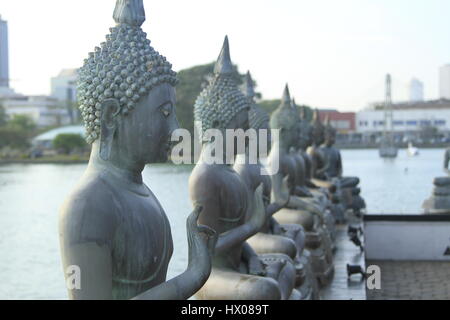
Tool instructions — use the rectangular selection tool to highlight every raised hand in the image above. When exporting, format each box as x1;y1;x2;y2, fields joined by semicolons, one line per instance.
186;206;218;274
278;175;290;207
250;183;267;230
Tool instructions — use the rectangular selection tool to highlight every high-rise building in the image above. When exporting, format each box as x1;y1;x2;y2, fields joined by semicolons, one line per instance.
439;65;450;100
50;69;78;102
409;78;424;102
0;15;9;88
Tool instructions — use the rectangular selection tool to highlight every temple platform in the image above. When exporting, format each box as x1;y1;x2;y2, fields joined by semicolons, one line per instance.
321;224;366;300
366;260;450;300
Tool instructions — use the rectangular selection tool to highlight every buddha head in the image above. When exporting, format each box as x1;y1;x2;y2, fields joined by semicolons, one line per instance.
194;36;250;156
246;71;271;153
77;0;178;164
270;85;298;150
311;109;325;147
324;116;337;147
299;105;314;150
290;98;305;151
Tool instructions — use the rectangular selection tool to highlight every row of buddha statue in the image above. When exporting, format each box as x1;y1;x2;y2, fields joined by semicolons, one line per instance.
59;0;365;300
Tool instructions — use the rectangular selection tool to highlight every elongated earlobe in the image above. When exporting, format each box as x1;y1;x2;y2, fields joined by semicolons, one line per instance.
99;99;121;161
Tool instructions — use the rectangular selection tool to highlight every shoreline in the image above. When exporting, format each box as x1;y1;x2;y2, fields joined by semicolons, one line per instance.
0;158;89;165
0;146;447;165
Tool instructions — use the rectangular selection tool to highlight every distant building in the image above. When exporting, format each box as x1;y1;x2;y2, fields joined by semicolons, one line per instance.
50;68;78;123
439;65;450;100
356;100;450;135
2;95;71;127
0;15;9;89
51;68;78;102
32;125;85;148
409;78;424;102
318;110;356;134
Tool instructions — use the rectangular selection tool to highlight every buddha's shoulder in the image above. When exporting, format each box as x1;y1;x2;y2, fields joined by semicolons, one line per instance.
59;172;118;243
189;163;229;186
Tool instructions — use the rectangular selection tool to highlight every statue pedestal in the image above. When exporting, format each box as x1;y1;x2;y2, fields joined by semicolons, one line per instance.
423;177;450;214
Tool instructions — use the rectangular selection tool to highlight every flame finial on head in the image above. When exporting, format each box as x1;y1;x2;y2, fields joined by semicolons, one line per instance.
113;0;146;27
77;0;177;144
194;36;250;140
214;36;233;75
280;84;291;109
270;84;297;131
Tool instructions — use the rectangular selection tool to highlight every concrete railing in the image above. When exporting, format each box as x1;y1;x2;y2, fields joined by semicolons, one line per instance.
364;215;450;261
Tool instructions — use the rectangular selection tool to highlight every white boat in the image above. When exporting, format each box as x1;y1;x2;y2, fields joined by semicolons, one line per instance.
407;142;419;156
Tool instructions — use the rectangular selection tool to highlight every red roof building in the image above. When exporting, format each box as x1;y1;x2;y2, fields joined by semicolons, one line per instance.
318;110;356;134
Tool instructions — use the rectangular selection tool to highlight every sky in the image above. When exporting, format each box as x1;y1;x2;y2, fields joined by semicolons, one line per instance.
0;0;450;111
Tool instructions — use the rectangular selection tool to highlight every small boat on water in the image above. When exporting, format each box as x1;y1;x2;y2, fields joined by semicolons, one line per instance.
407;142;420;156
379;145;398;158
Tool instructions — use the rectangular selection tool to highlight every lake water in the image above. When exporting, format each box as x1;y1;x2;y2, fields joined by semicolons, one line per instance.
0;148;445;299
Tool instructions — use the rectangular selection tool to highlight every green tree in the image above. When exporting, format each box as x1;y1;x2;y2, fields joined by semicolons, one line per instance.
0;127;30;149
0;103;7;127
53;134;86;155
8;114;37;133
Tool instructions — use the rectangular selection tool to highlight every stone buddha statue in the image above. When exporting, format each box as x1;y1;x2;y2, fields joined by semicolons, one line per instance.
58;0;217;300
268;86;334;286
321;119;366;214
233;72;319;299
423;148;450;214
290;101;337;247
189;37;299;300
308;110;332;187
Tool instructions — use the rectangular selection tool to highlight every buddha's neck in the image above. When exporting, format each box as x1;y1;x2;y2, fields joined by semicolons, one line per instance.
199;142;234;167
271;140;289;156
88;142;144;186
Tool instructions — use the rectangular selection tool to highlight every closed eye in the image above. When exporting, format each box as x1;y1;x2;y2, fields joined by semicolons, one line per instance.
159;102;173;118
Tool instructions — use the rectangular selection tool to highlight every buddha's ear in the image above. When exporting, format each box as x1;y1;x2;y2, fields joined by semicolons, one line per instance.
99;99;121;161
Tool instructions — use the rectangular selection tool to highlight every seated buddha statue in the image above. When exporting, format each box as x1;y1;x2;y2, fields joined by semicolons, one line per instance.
268;86;334;286
307;110;334;189
233;72;320;299
290;100;337;248
298;108;346;223
321;119;366;214
59;0;217;300
189;37;299;300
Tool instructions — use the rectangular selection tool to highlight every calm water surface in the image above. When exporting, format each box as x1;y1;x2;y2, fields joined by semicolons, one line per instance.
0;149;444;299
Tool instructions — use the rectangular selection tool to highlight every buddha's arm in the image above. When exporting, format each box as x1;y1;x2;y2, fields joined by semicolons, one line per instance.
194;185;266;255
271;173;322;215
63;243;208;300
316;152;329;176
266;202;284;217
338;150;344;178
241;242;266;276
135;209;216;300
60;242;113;300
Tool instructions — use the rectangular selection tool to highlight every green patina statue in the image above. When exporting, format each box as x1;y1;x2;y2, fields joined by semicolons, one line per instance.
233;72;320;299
268;86;334;286
189;37;300;300
59;0;216;300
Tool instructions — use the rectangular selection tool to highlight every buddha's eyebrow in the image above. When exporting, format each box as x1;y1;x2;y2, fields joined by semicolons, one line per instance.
157;101;172;109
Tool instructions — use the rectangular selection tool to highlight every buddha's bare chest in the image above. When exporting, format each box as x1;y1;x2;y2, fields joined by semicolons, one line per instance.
217;170;249;229
111;193;174;285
